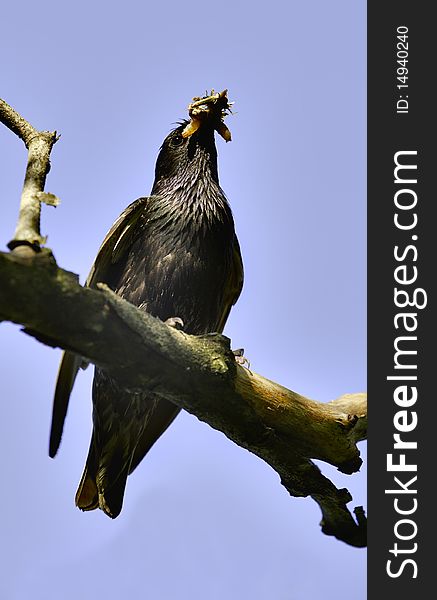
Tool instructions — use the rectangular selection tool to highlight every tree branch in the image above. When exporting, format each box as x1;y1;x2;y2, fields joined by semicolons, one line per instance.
0;249;367;547
0;98;58;250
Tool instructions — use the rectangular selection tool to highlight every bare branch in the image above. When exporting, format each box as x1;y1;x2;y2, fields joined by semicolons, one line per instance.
0;249;367;547
0;98;58;250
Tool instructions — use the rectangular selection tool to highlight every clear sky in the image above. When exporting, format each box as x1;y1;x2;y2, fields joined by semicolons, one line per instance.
0;1;366;598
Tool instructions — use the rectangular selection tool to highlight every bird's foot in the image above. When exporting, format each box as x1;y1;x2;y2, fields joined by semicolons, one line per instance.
233;348;251;370
165;317;184;331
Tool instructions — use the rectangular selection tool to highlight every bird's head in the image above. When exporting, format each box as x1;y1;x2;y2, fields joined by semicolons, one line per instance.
152;90;232;194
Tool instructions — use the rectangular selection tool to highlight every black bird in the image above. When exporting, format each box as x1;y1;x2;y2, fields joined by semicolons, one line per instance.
49;91;243;518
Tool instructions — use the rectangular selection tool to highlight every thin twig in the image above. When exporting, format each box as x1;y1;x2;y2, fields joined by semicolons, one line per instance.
0;98;59;250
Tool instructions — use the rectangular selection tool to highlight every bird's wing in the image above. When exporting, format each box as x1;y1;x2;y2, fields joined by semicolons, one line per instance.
230;234;244;304
128;398;180;474
216;234;244;333
49;351;83;457
86;196;150;288
49;197;150;457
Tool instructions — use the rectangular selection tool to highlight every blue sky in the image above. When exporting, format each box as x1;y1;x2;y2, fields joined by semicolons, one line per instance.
0;1;366;598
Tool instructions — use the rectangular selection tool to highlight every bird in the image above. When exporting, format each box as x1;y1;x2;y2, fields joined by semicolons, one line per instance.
49;90;244;518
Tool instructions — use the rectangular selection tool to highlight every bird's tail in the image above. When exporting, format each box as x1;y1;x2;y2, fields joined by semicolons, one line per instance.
76;368;180;519
75;432;134;519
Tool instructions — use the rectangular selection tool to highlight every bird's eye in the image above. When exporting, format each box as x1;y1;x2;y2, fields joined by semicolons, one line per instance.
170;133;184;147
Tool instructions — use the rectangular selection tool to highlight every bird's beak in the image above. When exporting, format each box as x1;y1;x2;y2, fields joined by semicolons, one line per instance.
181;89;233;142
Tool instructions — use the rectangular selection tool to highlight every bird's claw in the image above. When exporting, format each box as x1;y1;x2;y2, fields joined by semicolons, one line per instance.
165;317;184;331
233;348;251;369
